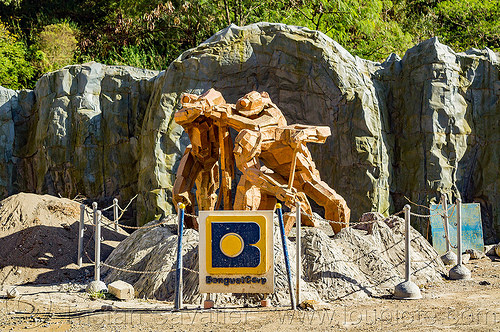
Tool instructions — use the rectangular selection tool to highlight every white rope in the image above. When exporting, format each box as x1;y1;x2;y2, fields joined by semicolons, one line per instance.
117;215;177;230
84;249;199;274
117;194;138;213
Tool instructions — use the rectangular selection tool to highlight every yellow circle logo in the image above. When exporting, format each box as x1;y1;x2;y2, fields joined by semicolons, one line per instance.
219;233;244;258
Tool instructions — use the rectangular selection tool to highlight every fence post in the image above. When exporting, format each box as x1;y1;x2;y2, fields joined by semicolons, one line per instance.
174;203;185;310
295;201;301;307
92;202;98;222
78;204;85;267
94;210;102;282
113;198;119;231
449;198;471;280
394;204;422;299
442;195;450;253
440;194;457;265
276;203;296;310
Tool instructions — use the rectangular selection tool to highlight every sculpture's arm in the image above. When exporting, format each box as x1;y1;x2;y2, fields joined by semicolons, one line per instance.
175;88;227;125
174;105;204;125
244;165;297;205
234;129;296;206
207;105;285;132
277;125;331;147
172;146;200;207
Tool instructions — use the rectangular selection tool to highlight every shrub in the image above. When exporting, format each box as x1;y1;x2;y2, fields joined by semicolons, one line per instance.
36;22;78;72
0;20;34;89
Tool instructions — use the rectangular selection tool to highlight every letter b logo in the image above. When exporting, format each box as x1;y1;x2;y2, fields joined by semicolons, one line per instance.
206;216;268;274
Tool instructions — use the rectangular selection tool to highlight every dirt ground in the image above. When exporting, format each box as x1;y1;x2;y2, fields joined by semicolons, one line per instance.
0;256;498;331
0;193;127;286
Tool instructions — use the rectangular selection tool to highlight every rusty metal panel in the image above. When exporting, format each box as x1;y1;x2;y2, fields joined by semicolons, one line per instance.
430;203;484;255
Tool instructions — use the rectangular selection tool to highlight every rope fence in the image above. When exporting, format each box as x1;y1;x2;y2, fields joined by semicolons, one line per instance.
83;248;199;275
77;192;469;307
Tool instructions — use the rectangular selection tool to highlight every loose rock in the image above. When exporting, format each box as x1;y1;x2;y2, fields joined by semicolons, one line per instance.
103;215;445;304
108;280;134;300
6;287;18;299
465;249;486;260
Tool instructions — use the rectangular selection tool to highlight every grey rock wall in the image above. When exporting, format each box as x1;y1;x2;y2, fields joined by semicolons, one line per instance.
137;23;392;224
0;63;158;214
0;87;35;196
375;39;500;242
0;23;498;242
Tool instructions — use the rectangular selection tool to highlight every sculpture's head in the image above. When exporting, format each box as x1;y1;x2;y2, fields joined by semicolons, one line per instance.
236;91;270;116
176;89;226;124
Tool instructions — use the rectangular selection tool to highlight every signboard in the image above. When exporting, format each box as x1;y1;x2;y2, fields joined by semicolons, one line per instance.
429;203;484;255
199;210;274;294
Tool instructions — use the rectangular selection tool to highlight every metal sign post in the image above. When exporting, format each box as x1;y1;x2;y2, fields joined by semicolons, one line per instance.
174;203;185;310
295;202;301;306
449;198;471;280
440;194;457;265
113;198;119;231
94;210;102;282
277;204;296;310
78;204;85;267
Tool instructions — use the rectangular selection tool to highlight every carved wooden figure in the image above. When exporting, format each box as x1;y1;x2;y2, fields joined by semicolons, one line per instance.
172;89;234;229
174;88;350;234
211;90;350;234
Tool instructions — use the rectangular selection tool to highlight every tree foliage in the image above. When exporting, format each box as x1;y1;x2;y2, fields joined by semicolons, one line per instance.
434;0;500;51
36;22;78;72
0;20;33;89
0;0;499;89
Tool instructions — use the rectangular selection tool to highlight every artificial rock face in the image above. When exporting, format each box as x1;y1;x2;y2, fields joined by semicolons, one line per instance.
0;23;498;242
138;23;392;227
0;63;158;214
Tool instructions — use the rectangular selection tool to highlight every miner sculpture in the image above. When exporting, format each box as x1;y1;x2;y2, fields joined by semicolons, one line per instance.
174;88;350;233
172;89;234;229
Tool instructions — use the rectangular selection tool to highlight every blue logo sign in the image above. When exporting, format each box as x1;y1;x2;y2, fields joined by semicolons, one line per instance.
206;215;268;275
211;222;261;268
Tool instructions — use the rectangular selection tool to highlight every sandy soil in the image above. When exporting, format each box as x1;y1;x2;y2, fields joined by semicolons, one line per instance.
0;256;498;331
0;193;127;286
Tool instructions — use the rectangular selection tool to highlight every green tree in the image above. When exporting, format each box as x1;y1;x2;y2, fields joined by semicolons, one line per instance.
35;22;78;72
434;0;500;51
0;20;34;89
281;0;414;60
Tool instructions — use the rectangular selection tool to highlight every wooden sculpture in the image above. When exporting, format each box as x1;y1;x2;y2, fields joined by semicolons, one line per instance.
172;89;234;229
174;88;350;234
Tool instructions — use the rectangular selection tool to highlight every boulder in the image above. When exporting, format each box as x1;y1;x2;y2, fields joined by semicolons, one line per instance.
86;280;107;293
465;248;486;260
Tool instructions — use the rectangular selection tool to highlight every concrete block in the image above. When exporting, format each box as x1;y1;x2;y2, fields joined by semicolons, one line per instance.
108;280;134;300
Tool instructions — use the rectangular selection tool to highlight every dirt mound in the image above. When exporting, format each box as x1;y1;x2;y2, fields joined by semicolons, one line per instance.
103;214;446;304
0;193;127;285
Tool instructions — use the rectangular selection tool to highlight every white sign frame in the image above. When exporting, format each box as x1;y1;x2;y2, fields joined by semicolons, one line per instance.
199;210;274;294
